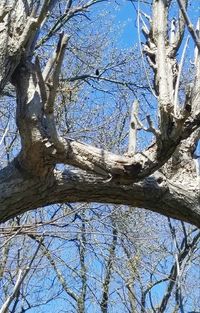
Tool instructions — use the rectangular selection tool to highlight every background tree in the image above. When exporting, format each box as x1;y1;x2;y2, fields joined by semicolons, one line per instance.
1;206;199;312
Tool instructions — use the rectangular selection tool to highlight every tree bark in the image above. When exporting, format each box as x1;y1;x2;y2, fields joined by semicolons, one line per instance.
0;162;199;227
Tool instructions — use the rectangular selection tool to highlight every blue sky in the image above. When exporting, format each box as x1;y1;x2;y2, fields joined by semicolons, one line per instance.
114;1;137;48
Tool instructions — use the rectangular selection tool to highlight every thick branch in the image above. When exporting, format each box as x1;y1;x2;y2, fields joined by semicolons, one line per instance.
0;163;199;227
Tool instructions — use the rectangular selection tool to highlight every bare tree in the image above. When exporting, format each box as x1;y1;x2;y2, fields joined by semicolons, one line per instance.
0;0;199;227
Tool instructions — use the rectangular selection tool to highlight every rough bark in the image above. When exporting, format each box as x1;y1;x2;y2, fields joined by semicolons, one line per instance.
0;162;199;227
0;0;199;227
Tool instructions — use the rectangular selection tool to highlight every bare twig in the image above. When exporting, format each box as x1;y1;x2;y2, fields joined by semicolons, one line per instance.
172;0;188;53
0;241;41;313
174;36;190;115
137;2;157;98
29;235;78;302
177;0;200;52
0;121;9;146
158;229;200;312
146;115;160;138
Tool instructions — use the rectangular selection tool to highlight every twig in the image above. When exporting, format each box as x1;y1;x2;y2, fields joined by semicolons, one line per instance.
0;121;9;146
174;36;190;115
0;241;41;313
137;2;157;99
146;115;160;138
177;0;200;52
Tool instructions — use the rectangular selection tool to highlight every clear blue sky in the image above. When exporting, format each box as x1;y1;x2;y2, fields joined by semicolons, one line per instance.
114;1;137;48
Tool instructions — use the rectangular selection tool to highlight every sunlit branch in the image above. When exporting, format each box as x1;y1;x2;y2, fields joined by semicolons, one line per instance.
177;0;200;52
174;36;190;115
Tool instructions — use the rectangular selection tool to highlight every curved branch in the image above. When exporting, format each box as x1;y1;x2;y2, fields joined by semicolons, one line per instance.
0;163;199;227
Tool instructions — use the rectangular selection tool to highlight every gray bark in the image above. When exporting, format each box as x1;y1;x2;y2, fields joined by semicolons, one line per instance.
0;162;199;227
